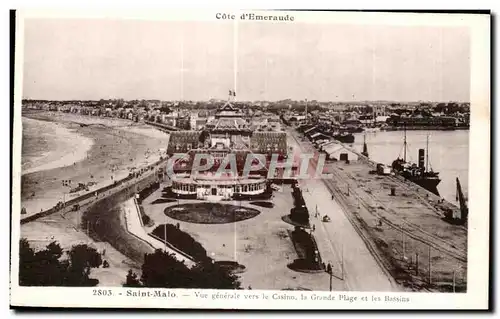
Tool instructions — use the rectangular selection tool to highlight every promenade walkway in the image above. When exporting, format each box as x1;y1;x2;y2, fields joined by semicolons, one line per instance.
287;129;398;292
21;155;168;224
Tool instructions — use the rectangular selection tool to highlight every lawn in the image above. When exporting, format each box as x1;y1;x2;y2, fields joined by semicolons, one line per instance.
164;203;261;224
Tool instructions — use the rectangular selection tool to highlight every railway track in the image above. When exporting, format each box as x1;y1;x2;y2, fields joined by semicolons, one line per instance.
320;177;402;289
289;130;467;290
290;131;399;290
329;165;467;262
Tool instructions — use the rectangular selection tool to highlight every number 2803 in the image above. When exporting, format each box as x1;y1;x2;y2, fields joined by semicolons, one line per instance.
93;289;112;296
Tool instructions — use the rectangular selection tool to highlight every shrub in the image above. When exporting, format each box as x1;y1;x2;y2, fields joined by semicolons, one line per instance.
290;228;322;270
151;224;209;262
290;206;309;225
141;214;151;226
124;249;241;289
292;187;306;207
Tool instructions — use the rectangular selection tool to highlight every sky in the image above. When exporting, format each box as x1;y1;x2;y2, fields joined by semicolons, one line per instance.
22;18;470;102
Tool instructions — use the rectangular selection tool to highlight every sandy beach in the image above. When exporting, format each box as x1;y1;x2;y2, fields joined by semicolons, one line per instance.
20;111;170;216
22;117;95;175
19;111;171;286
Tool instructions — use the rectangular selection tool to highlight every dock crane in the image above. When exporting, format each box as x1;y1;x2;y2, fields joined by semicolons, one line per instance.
443;177;468;225
444;177;468;225
456;177;468;224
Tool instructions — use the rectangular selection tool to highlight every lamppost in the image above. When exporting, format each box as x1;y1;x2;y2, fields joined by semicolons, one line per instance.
453;269;456;293
401;224;406;260
328;264;333;292
163;213;167;251
341;242;344;281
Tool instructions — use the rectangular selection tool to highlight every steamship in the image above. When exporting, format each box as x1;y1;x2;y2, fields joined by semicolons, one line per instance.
391;131;441;196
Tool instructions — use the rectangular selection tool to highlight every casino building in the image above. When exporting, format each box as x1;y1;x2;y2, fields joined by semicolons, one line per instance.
166;97;290;200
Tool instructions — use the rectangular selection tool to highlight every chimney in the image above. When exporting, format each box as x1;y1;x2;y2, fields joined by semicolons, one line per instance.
418;149;425;169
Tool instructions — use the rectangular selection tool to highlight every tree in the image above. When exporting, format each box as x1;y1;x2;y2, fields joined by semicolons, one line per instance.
140;249;191;288
67;244;102;286
136;249;240;289
19;240;66;286
159;106;172;114
116;99;125;108
190;262;241;289
18;239;102;287
123;269;142;287
19;238;36;286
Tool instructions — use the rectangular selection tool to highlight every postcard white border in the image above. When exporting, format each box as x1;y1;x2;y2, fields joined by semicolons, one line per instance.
10;9;490;310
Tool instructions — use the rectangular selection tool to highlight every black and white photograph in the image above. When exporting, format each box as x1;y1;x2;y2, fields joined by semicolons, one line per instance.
10;9;490;310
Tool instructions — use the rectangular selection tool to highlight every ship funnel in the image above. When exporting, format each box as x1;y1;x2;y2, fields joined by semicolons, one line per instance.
418;149;425;169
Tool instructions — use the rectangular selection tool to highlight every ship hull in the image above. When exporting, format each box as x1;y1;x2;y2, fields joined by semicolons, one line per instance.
403;176;441;196
333;134;355;144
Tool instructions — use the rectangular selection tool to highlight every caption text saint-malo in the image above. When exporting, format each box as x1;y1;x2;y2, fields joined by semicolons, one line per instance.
216;13;295;22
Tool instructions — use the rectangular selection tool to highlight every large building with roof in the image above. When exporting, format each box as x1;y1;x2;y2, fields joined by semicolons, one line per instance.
167;100;290;200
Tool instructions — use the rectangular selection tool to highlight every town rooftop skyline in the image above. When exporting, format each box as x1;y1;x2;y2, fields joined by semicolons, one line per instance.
22;19;470;102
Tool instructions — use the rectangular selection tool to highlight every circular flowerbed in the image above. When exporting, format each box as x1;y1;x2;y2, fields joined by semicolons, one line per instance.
164;203;260;224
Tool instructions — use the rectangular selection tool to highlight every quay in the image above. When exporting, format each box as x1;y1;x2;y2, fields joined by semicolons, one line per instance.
288;127;467;292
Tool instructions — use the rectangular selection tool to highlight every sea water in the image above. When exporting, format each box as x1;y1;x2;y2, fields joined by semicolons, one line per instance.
22;117;94;175
352;130;469;204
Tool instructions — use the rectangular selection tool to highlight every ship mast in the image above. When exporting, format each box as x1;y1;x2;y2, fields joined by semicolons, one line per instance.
403;123;407;162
